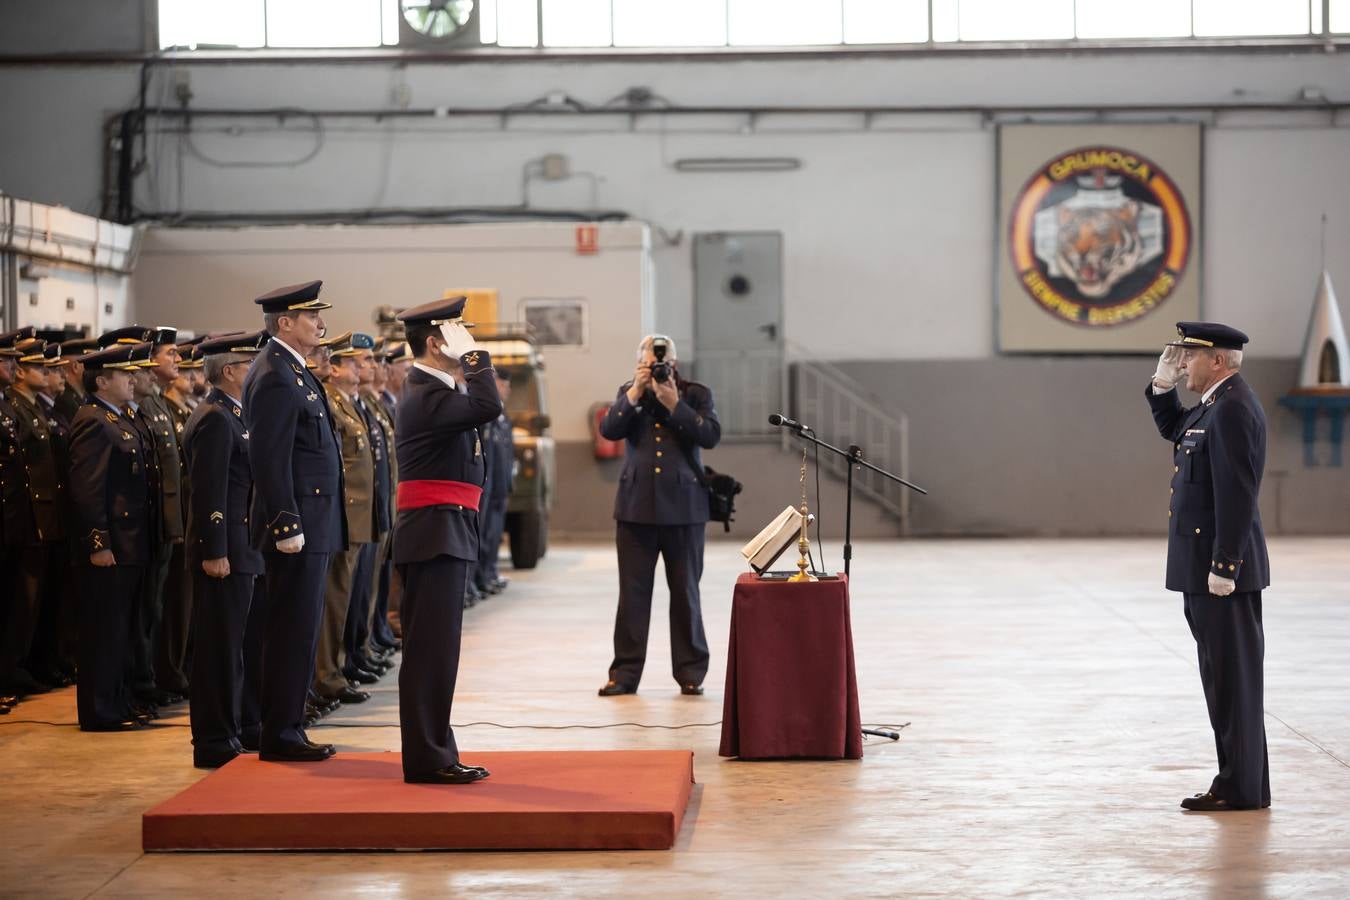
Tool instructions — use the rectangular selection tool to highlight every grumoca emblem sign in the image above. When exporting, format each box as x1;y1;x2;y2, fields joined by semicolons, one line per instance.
1008;146;1192;328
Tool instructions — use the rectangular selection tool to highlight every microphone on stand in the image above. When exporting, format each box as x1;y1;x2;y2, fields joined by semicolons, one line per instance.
768;413;810;433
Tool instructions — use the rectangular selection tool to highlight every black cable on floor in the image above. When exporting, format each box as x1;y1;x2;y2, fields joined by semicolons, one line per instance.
315;721;724;730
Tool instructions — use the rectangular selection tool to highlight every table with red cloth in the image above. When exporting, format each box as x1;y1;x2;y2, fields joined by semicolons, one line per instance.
718;573;862;760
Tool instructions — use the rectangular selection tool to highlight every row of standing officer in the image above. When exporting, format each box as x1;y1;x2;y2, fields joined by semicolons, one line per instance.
1;326;204;718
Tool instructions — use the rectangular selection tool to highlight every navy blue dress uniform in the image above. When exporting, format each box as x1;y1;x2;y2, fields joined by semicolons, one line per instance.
348;380;393;674
98;331;170;708
392;297;502;783
475;398;514;595
67;344;154;730
1147;321;1271;811
598;368;721;694
1;339;68;699
243;280;346;761
184;331;268;768
361;382;401;652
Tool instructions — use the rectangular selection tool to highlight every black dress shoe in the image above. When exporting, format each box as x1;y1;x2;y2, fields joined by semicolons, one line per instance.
239;734;260;752
10;671;52;696
320;698;342;715
301;739;337;757
35;670;74;688
1180;791;1253;812
324;686;370;704
598;680;637;696
349;668;380;685
81;719;143;732
194;747;241;769
680;683;704;696
153;690;186;706
259;742;335;762
129;700;159;720
404;762;489;785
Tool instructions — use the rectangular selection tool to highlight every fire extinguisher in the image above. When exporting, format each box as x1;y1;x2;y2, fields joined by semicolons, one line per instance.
590;401;624;460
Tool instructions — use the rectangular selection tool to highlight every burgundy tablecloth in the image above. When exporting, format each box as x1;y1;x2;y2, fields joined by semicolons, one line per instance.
718;573;862;760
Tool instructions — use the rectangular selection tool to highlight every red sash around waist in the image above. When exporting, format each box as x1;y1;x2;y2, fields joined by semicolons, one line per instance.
396;479;482;512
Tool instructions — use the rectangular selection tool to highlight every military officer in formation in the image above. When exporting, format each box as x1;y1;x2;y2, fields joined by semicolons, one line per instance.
597;335;721;698
183;331;268;767
392;296;502;784
473;370;515;599
0;281;517;762
312;331;380;709
1;334;68;708
243;281;346;763
1147;321;1272;812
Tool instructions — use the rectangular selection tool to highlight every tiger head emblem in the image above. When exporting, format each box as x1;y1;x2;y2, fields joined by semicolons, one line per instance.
1053;203;1142;299
1032;171;1165;301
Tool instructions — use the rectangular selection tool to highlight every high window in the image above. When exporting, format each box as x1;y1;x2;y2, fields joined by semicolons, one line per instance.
158;0;1349;50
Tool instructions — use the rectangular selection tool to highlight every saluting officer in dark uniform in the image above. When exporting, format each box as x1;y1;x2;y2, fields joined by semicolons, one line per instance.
184;331;269;768
68;343;155;731
1147;321;1271;812
0;327;38;712
598;335;721;697
244;280;345;762
392;296;502;784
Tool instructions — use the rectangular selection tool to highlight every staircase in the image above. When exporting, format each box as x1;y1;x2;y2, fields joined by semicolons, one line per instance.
786;360;914;535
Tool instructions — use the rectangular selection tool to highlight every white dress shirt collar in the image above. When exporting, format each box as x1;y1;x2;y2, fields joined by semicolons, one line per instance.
273;336;309;368
413;362;463;393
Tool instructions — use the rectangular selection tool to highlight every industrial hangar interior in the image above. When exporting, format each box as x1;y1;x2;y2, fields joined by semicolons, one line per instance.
1;0;1349;896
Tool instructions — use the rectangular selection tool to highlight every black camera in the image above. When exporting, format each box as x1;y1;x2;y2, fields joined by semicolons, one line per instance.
649;336;672;383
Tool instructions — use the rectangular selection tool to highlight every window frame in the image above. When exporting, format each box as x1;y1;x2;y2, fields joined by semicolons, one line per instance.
157;0;1348;53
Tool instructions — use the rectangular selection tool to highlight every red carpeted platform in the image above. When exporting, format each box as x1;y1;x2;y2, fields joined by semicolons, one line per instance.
144;750;695;852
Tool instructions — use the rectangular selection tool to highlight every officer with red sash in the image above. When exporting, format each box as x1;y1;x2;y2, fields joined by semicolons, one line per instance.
392;296;501;785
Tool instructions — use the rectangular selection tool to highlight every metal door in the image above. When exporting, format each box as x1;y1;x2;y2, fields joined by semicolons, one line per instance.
692;232;783;436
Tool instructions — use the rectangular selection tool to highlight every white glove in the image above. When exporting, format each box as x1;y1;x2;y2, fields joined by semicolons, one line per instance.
1152;345;1183;390
439;322;478;361
277;533;305;554
1208;572;1236;597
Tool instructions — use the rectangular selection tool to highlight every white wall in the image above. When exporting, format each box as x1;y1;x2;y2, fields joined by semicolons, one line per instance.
131;221;653;441
3;51;1349;361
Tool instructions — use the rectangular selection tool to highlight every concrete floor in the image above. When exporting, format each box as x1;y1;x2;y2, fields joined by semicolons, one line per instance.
2;537;1349;898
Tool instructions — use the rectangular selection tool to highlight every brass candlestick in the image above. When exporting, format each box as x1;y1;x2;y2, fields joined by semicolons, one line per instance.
788;448;817;583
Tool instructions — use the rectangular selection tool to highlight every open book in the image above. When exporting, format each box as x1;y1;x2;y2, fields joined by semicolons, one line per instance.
741;505;814;575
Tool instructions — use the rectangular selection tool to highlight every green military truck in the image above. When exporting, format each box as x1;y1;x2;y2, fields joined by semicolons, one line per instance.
472;325;555;569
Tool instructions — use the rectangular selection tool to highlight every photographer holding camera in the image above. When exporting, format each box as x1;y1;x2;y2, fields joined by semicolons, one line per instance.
597;335;721;697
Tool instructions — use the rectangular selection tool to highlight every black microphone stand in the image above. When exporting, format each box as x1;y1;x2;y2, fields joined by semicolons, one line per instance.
782;426;927;578
779;422;928;742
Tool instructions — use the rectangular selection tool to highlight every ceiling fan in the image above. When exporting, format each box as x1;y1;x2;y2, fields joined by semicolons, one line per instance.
399;0;482;46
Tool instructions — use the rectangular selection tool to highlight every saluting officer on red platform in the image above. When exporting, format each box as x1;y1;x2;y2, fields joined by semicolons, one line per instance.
392;296;502;785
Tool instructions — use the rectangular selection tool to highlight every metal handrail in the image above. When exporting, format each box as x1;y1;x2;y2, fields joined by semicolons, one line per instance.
787;360;912;534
